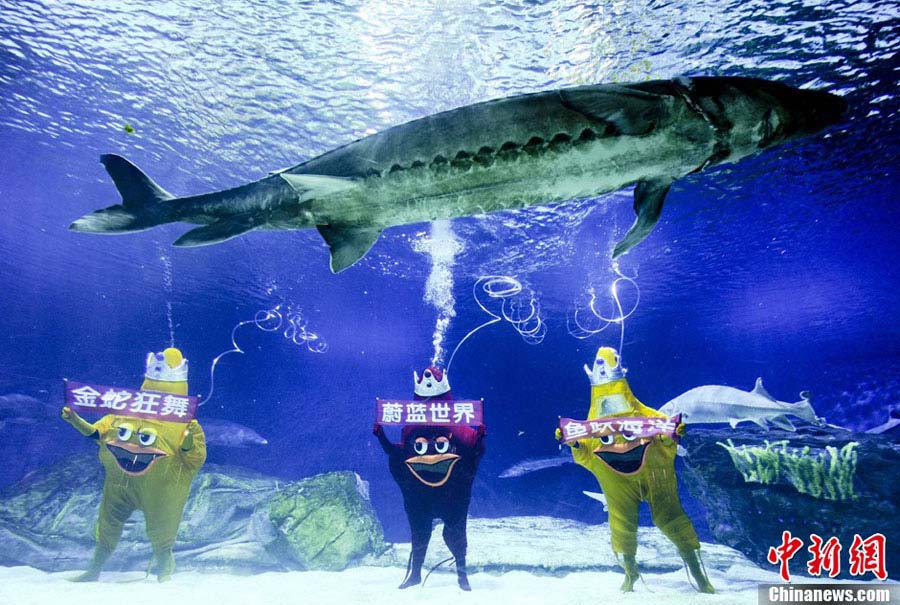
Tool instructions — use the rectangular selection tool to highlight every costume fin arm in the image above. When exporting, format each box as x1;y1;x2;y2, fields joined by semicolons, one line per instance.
373;423;400;456
61;407;99;438
180;421;196;452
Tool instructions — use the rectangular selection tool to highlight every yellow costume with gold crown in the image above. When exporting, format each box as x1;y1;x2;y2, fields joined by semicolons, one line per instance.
62;347;206;582
559;347;713;593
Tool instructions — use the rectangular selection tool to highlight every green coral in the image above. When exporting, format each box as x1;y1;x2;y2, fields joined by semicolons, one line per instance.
717;439;858;502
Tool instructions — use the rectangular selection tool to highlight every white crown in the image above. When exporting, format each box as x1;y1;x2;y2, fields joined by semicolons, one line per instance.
414;366;451;397
144;351;189;383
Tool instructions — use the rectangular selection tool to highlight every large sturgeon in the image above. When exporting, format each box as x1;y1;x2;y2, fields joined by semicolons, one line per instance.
71;76;846;272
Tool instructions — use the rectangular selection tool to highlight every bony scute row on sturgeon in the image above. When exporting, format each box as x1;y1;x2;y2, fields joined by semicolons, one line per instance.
70;76;847;272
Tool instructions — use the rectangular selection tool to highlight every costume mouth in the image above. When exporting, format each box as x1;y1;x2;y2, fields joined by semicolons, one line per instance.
106;442;167;476
405;454;460;487
594;441;649;475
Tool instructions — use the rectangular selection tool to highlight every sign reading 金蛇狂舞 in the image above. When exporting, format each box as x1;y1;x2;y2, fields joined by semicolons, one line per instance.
376;399;483;427
64;380;198;422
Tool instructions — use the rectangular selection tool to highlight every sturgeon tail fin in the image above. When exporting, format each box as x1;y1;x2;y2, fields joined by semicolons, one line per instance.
70;155;175;234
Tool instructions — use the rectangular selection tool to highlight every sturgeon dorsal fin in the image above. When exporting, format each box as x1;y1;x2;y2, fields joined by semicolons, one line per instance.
173;216;258;247
280;173;359;200
316;225;382;273
559;85;669;136
613;177;672;259
752;377;776;401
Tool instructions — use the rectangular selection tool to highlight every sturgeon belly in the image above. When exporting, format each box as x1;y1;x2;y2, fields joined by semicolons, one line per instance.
308;130;705;229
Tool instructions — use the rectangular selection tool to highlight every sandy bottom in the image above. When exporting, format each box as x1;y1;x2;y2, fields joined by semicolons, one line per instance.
0;562;793;605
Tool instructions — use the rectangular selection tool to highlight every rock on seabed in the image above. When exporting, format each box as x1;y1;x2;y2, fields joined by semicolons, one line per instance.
0;454;386;573
679;425;900;580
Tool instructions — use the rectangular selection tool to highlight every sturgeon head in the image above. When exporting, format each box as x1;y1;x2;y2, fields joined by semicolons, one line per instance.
672;76;847;166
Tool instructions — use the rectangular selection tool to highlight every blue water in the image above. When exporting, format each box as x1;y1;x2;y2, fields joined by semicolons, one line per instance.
0;0;898;544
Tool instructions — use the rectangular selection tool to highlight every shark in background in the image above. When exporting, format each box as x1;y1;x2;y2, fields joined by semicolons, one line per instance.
71;76;845;272
658;378;824;431
201;419;269;448
498;452;573;478
0;393;57;430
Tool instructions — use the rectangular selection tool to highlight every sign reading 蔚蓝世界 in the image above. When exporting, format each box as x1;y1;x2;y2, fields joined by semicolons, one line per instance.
64;380;198;422
558;414;682;444
375;399;483;427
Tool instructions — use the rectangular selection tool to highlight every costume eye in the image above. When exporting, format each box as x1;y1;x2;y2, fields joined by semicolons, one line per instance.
621;432;637;442
414;438;428;455
138;432;157;446
116;425;134;441
435;436;450;454
424;370;432;378
599;434;615;446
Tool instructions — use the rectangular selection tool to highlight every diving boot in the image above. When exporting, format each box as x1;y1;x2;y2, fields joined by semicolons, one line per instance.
620;554;640;592
456;557;471;591
681;548;715;593
398;569;422;589
155;549;176;582
68;545;112;582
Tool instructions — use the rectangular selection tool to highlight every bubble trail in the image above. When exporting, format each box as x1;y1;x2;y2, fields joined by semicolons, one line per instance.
447;276;547;371
413;220;463;366
158;244;176;348
200;305;326;406
567;262;640;354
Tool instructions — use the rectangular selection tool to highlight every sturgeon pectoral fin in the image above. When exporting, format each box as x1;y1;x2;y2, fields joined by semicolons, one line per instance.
173;217;258;247
559;86;669;136
280;173;360;201
612;177;672;259
316;225;382;273
769;415;796;432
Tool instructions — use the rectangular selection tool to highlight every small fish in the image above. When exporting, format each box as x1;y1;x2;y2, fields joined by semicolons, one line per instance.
582;490;608;511
499;454;572;478
865;410;900;435
658;378;823;431
202;418;268;447
124;123;135;134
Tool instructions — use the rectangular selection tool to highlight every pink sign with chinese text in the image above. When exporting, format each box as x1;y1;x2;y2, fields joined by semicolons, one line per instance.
558;414;681;444
64;380;198;422
376;399;483;427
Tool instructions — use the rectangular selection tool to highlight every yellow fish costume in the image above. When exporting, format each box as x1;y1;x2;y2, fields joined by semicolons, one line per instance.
558;347;714;593
61;347;206;582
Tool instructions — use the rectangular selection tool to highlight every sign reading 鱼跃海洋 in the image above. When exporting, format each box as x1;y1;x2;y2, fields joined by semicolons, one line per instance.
558;414;682;444
64;380;198;422
376;399;483;427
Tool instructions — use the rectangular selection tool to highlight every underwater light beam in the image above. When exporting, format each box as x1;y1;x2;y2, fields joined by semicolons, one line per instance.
200;306;327;406
567;262;640;354
446;276;547;372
